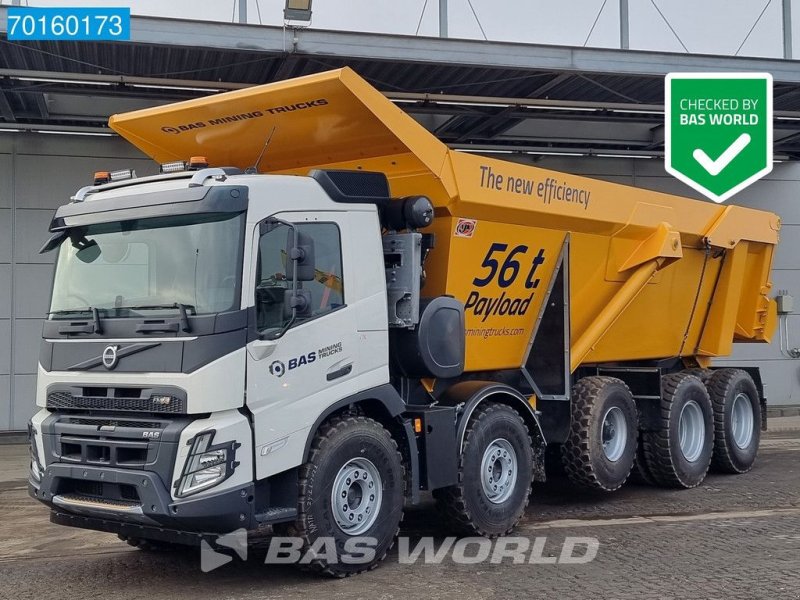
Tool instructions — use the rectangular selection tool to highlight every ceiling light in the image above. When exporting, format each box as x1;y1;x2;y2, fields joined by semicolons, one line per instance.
285;0;312;22
595;153;654;159
37;130;115;137
16;76;113;86
130;83;221;93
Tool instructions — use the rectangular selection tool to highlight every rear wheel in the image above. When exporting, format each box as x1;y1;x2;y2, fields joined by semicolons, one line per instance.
642;373;714;488
561;376;638;491
435;403;534;537
294;415;405;577
707;369;761;474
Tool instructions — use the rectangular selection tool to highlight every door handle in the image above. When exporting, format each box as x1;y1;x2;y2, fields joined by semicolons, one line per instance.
326;363;353;381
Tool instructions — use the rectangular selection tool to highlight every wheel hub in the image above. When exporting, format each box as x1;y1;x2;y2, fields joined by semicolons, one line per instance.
601;406;628;462
678;400;705;463
731;392;754;449
480;438;518;504
331;457;382;535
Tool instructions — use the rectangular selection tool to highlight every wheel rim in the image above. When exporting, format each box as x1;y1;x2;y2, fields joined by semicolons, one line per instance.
731;392;755;449
678;400;705;463
601;406;628;462
330;457;382;535
480;438;518;504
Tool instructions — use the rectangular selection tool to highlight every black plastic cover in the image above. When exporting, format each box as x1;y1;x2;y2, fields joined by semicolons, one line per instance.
390;296;465;379
310;169;391;208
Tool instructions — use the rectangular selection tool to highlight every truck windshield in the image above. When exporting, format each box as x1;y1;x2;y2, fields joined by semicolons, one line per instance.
49;212;246;318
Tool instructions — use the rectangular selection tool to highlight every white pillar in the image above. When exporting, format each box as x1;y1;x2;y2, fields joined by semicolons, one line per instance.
783;0;793;59
620;0;630;49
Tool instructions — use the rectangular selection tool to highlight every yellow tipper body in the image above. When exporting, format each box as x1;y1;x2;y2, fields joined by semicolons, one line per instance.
109;68;780;373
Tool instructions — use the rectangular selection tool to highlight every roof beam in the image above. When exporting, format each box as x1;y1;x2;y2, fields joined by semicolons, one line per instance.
121;16;800;84
3;10;800;82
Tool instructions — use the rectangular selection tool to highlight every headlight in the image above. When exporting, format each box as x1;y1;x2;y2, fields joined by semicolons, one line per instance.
175;431;239;498
28;423;43;483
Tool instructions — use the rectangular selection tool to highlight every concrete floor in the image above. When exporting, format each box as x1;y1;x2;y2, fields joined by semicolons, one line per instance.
1;424;799;600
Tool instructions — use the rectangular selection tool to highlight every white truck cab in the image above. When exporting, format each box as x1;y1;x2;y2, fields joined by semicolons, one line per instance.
29;166;510;576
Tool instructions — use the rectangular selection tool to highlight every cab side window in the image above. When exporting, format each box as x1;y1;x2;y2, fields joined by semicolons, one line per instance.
255;222;345;333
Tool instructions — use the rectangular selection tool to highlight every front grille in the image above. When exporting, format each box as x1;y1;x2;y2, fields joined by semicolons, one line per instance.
67;418;164;429
58;435;150;466
47;391;184;414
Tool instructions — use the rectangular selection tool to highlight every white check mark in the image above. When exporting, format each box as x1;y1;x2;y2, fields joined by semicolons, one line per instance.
692;133;751;176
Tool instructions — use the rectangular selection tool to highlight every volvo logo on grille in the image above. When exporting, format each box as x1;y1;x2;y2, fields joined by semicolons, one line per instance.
102;345;119;370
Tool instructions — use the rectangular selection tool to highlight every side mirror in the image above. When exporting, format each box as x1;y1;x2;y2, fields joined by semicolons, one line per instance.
286;229;315;282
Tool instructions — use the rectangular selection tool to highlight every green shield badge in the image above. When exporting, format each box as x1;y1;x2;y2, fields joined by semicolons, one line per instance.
665;73;772;203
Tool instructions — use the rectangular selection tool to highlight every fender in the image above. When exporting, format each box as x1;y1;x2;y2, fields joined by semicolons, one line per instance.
437;380;547;481
300;383;421;503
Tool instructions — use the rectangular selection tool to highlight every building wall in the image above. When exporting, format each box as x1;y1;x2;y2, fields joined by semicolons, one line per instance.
0;137;797;431
0;133;155;431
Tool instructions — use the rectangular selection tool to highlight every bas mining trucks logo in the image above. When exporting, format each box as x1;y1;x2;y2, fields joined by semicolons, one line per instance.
269;360;286;377
160;99;329;135
268;342;343;378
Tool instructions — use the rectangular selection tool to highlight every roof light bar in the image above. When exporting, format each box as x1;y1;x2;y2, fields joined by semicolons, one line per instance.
160;160;188;174
109;169;136;182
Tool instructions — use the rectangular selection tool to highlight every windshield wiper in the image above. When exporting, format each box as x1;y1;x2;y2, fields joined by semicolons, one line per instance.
49;307;103;334
115;303;194;333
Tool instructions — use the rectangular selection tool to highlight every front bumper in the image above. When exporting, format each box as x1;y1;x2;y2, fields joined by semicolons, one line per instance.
30;463;255;533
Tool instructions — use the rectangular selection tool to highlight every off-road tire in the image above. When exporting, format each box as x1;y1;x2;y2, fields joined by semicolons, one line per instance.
434;403;534;537
118;535;181;551
630;436;657;486
641;373;714;488
294;415;405;577
561;376;638;491
707;369;761;474
682;368;713;385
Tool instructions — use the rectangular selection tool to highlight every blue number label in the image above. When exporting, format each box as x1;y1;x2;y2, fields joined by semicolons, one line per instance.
8;7;130;41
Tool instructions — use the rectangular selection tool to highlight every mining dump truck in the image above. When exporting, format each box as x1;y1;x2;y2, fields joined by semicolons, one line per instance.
28;68;779;575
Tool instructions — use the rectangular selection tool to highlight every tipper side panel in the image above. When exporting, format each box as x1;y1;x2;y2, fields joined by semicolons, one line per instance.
108;67;779;372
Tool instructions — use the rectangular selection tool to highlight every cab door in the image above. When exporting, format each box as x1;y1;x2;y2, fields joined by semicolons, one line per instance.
246;212;362;480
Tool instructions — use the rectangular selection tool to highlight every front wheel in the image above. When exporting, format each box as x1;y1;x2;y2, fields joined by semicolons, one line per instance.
294;415;405;577
435;403;534;537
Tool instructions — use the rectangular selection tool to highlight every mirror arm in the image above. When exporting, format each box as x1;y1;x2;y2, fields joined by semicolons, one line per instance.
260;220;299;341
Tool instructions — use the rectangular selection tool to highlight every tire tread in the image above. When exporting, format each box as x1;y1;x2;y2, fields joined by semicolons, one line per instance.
296;414;405;577
434;403;532;538
641;372;712;489
561;376;636;492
